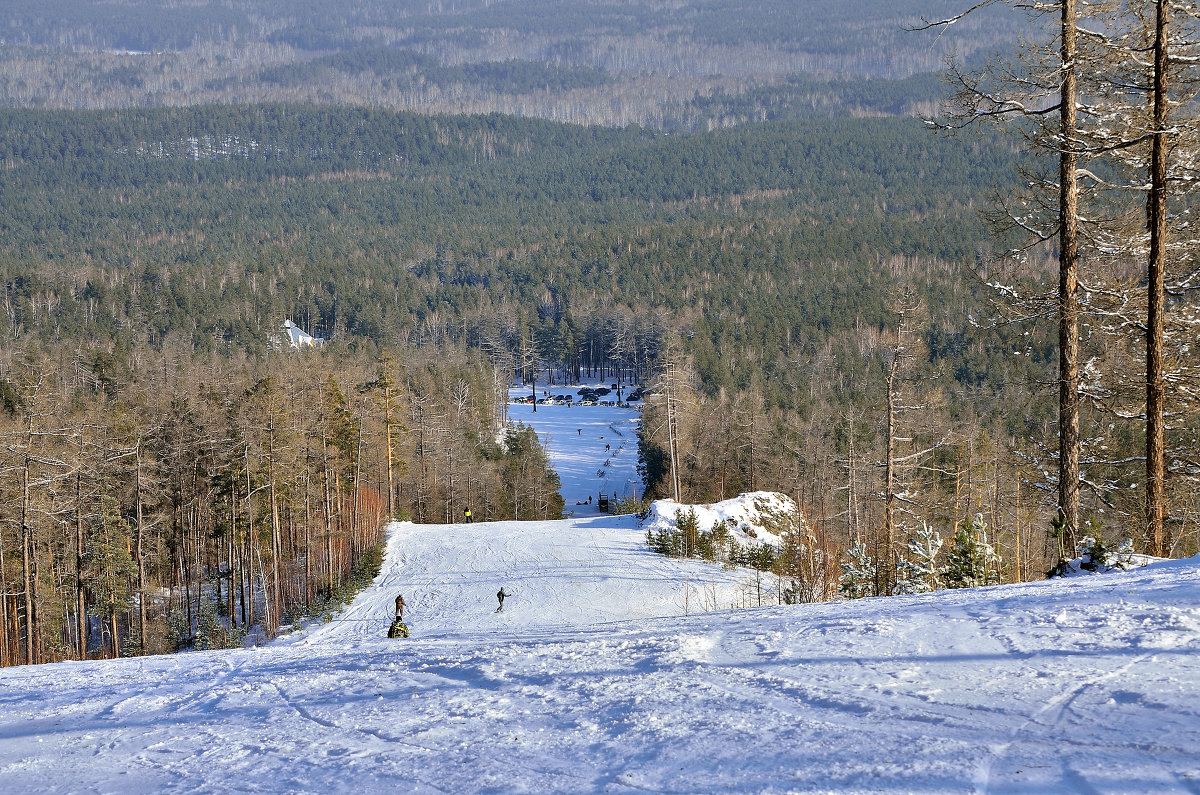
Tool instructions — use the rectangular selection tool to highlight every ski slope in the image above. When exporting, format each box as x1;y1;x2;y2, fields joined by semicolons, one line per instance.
1;402;1198;792
1;509;1199;794
506;387;642;510
294;515;766;646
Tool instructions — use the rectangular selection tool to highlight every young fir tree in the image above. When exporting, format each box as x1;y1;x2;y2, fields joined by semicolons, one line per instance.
893;523;944;595
944;515;1002;589
839;542;877;599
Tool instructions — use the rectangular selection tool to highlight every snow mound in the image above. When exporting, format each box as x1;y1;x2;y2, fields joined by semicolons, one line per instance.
1054;535;1162;577
644;491;800;548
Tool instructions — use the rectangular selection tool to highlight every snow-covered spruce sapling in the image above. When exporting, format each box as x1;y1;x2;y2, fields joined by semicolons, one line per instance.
1075;517;1109;571
839;542;877;599
944;515;1001;589
893;523;944;595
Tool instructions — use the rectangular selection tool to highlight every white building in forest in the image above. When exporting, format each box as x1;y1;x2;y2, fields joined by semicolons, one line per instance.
282;319;324;349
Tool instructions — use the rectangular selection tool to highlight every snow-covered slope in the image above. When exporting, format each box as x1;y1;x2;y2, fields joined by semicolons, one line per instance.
506;394;641;510
2;511;1199;794
292;515;764;647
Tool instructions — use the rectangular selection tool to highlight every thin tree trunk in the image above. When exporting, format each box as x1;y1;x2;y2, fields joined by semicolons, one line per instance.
244;447;255;628
0;523;9;666
1146;0;1169;556
75;465;86;661
269;441;281;633
384;384;395;519
21;447;35;665
885;357;898;588
109;594;119;660
323;438;335;595
1058;0;1082;552
228;490;236;626
304;458;312;608
135;442;146;654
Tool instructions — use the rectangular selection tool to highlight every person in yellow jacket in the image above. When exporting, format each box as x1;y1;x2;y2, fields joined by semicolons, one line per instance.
463;506;473;523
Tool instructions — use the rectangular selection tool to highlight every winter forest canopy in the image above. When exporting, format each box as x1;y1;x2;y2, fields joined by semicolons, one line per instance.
0;0;1197;667
0;0;1025;126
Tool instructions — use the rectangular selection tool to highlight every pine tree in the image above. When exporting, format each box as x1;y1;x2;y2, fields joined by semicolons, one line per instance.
85;494;136;659
839;542;877;599
922;0;1084;548
894;523;944;595
944;515;1002;589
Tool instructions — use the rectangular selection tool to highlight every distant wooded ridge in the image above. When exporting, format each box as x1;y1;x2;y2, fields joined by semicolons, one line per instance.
0;0;1023;127
0;105;1033;415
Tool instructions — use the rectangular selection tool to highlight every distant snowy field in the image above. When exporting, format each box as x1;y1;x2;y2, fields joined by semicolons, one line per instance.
2;508;1199;793
506;384;642;510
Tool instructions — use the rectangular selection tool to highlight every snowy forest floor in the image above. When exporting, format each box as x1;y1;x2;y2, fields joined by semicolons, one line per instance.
1;401;1198;793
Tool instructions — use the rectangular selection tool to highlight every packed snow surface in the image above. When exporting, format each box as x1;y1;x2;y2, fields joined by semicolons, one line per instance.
506;390;642;510
2;509;1199;793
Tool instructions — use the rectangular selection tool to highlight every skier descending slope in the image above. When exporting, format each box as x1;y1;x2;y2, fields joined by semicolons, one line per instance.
496;587;511;612
388;592;409;638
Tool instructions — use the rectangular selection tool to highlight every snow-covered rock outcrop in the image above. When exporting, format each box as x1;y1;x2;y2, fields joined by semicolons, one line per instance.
643;491;801;549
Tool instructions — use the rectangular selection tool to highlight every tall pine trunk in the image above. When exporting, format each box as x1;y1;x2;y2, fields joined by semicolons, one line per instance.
1058;0;1081;552
1146;0;1169;556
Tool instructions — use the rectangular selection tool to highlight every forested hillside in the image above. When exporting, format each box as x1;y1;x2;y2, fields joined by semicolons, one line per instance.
0;0;1022;127
0;105;1029;413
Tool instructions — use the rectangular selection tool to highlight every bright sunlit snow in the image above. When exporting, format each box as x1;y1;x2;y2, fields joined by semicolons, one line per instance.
645;491;801;549
1;404;1199;793
506;384;643;511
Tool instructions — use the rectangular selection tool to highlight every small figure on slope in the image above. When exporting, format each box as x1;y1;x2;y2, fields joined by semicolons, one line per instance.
463;506;473;523
387;617;409;638
388;592;409;638
496;588;511;613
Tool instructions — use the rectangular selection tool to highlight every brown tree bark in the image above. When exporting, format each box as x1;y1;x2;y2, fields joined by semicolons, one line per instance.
1146;0;1169;556
1058;0;1082;553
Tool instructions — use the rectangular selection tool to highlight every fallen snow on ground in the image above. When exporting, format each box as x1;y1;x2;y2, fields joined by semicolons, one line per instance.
2;511;1199;794
645;491;800;548
506;388;642;511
